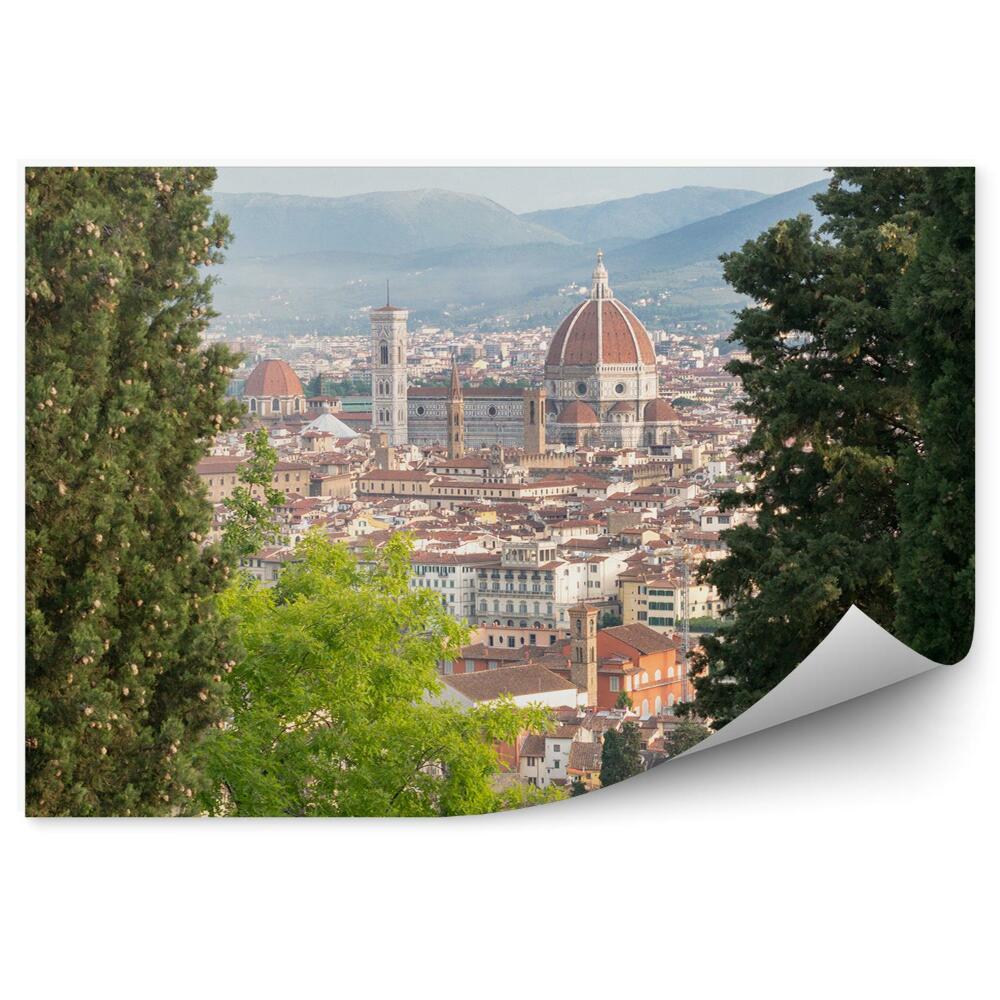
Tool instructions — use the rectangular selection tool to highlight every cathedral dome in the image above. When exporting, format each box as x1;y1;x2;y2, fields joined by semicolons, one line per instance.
557;401;600;425
644;398;682;423
545;252;656;368
245;359;304;398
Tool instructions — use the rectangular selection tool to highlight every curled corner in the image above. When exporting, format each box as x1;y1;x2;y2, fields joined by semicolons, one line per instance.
682;605;942;757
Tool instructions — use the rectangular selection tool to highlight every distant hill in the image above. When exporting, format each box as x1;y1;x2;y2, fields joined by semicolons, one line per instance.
210;178;833;334
521;185;767;244
213;188;572;258
613;180;829;276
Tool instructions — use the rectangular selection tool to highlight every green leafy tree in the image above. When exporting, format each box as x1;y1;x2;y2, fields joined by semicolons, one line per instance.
600;722;643;787
893;169;975;662
199;531;559;816
222;429;284;560
665;718;710;757
570;776;588;797
25;167;239;815
614;689;633;711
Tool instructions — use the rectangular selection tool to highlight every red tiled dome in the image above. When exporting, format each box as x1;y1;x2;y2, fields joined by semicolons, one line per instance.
545;299;656;368
244;359;304;398
608;400;636;415
557;401;600;425
644;398;682;423
545;254;655;370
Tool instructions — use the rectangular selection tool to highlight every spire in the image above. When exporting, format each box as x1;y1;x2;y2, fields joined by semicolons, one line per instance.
449;353;462;396
385;279;390;308
591;249;612;300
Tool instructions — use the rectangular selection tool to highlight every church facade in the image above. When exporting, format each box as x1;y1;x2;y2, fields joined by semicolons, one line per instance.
370;253;681;452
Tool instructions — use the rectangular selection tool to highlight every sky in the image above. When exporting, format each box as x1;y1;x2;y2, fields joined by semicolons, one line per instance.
213;166;829;214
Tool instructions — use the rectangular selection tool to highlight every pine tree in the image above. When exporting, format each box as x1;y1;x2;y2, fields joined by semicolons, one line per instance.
689;168;973;729
600;722;643;787
893;169;975;662
25;167;241;815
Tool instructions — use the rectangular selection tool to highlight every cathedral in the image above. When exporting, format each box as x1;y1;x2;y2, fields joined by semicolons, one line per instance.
370;253;681;453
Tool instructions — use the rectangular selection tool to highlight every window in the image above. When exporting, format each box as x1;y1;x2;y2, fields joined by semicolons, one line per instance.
654;669;662;682
609;676;620;692
271;397;280;412
553;745;561;753
380;344;389;365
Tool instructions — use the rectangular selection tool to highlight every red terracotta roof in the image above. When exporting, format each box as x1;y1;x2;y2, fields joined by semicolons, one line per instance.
244;359;304;398
644;398;683;423
557;401;600;425
545;299;656;367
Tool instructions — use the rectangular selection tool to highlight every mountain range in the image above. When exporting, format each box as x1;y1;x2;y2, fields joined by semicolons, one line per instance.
210;178;829;334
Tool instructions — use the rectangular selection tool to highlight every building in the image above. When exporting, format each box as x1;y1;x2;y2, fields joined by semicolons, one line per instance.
196;455;311;504
545;252;683;448
370;297;409;446
242;359;306;421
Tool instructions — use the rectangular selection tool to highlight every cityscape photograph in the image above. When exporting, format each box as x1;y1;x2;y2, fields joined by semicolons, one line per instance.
24;165;975;816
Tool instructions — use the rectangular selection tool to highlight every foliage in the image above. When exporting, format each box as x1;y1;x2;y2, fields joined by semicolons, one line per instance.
892;169;975;662
665;718;710;757
600;722;643;787
222;429;284;560
614;689;634;711
690;168;974;730
199;531;557;816
25;167;239;815
670;397;699;408
570;777;588;797
600;611;623;627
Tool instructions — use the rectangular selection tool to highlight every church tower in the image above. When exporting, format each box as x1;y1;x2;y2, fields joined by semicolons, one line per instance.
523;386;546;455
446;355;465;459
568;604;599;708
370;287;408;446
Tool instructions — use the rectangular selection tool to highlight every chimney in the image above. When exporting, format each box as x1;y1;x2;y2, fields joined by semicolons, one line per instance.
568;604;599;708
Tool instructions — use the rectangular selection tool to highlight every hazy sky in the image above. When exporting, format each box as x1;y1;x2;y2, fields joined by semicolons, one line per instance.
213;166;828;214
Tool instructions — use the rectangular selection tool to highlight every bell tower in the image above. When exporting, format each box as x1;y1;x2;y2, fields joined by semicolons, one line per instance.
370;284;408;446
523;386;546;455
568;604;599;708
446;355;465;459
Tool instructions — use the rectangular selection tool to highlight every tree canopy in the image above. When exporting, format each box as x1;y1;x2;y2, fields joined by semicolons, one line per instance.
25;167;239;815
199;532;560;816
687;168;974;730
600;722;643;787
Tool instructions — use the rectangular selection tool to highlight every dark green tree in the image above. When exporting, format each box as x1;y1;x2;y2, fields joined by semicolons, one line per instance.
665;718;710;758
570;777;588;797
688;168;973;729
25;167;240;815
893;169;975;662
600;722;643;787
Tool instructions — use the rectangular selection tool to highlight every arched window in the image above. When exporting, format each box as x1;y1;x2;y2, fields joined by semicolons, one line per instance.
293;397;300;412
249;398;257;412
667;693;675;708
654;669;661;682
667;666;675;678
655;695;662;715
380;344;389;365
271;397;280;412
641;699;649;718
641;672;648;685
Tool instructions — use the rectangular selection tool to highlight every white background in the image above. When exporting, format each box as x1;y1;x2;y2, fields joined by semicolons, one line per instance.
2;2;996;996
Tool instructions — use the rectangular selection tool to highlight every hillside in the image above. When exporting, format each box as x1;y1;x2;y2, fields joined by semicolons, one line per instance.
522;185;767;243
211;178;833;334
213;188;572;258
613;180;828;275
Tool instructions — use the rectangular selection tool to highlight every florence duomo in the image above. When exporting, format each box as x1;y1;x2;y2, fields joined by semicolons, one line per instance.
371;252;683;453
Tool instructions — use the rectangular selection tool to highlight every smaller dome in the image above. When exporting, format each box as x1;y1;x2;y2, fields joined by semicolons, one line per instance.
557;401;600;425
245;359;304;398
608;401;634;415
644;398;682;423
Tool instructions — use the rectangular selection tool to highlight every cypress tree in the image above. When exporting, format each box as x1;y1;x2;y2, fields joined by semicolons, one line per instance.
600;722;643;787
893;168;975;663
25;167;241;815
